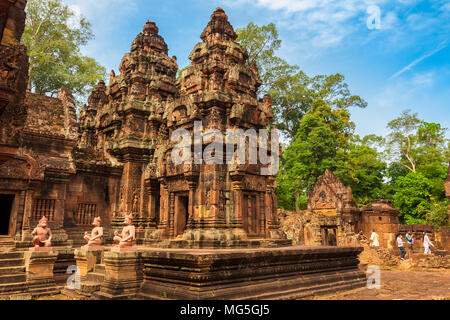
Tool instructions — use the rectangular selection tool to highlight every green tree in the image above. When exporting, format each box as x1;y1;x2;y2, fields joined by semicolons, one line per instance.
235;22;298;95
23;0;105;103
384;110;449;223
335;135;388;206
392;172;435;224
385;110;422;173
426;199;450;229
276;100;355;211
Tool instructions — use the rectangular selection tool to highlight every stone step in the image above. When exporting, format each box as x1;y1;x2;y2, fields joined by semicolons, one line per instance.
0;258;24;268
27;286;61;297
86;272;105;283
0;252;23;259
0;236;14;246
0;281;28;295
0;266;25;276
0;273;26;284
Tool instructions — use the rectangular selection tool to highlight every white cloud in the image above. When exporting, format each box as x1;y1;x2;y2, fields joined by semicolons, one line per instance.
224;0;448;54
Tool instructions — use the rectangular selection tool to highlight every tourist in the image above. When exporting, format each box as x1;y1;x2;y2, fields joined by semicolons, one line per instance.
405;231;414;258
423;231;434;255
357;230;364;241
370;229;379;247
396;233;406;260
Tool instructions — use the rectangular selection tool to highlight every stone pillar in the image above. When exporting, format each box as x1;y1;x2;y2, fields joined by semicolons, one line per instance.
169;192;175;238
184;169;199;228
24;250;60;296
230;172;246;240
146;180;158;229
259;192;265;235
21;188;34;241
93;251;142;300
157;180;169;235
232;181;243;227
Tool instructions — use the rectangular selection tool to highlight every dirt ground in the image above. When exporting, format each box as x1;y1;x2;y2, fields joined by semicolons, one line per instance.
15;268;450;300
313;269;450;300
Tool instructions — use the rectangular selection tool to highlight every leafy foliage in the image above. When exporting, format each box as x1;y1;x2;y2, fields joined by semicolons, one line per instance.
235;22;298;95
23;0;105;104
426;200;450;230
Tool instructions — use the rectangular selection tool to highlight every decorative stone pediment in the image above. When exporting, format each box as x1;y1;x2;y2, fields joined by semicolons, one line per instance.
0;147;42;180
308;169;355;212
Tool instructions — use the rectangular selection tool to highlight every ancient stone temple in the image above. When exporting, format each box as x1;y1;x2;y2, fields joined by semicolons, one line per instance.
304;169;360;246
1;0;75;246
75;8;284;248
281;170;400;248
0;4;366;299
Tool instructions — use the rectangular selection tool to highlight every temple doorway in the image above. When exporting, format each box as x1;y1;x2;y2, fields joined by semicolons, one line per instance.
243;194;259;236
321;227;337;246
0;194;14;235
174;194;189;237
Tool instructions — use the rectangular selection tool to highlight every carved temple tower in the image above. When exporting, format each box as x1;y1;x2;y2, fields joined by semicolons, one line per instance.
144;8;285;247
77;8;286;247
78;20;178;239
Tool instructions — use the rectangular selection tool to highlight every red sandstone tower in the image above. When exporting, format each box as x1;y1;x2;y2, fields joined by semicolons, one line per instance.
78;8;286;247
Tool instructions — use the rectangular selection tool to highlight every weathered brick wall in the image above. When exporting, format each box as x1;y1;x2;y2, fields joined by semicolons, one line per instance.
435;227;450;251
0;0;26;46
23;93;66;136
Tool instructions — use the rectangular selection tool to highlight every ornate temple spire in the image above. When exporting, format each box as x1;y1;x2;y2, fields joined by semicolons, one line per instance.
130;19;169;55
200;7;237;42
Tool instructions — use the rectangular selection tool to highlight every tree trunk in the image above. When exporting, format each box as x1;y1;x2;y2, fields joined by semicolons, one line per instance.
295;191;300;213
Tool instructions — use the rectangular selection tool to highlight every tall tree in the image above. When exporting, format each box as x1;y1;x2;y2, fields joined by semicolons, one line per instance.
385;110;450;224
235;22;297;95
385;110;422;173
268;72;367;140
335;134;387;206
23;0;105;103
276;100;355;211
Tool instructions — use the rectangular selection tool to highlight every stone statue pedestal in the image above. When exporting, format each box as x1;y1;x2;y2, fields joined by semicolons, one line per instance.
81;245;104;251
74;248;103;282
24;250;60;296
93;250;142;300
111;246;136;252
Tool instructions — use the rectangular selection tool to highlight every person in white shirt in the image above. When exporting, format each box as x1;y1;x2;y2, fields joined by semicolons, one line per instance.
423;231;434;255
370;229;379;247
396;233;406;260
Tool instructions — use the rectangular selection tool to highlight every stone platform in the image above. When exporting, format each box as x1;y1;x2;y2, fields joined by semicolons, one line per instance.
137;245;366;300
144;238;292;249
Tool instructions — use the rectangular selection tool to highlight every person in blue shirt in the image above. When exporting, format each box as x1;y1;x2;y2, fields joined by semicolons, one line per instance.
405;231;414;258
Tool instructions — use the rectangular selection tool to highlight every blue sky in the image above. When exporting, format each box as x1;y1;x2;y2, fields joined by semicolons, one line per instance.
67;0;450;139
